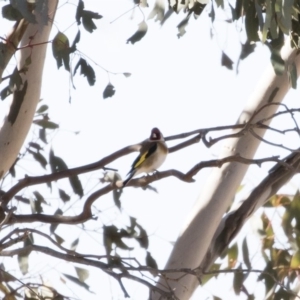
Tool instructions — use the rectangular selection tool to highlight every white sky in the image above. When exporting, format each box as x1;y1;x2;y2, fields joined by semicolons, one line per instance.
1;0;300;299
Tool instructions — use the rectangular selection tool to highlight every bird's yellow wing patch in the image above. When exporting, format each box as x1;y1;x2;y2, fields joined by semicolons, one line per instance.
133;151;148;168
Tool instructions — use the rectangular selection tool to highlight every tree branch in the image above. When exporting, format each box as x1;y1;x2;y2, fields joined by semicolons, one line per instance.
200;149;300;272
6;155;292;225
2;104;298;208
0;244;176;299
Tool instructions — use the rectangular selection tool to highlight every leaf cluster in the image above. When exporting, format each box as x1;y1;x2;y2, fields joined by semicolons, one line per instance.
201;192;300;300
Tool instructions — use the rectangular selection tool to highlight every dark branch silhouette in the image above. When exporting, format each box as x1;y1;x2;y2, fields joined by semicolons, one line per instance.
4;155;292;225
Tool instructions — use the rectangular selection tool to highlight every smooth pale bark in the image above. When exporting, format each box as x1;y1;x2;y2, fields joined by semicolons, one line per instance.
0;1;58;179
153;43;300;299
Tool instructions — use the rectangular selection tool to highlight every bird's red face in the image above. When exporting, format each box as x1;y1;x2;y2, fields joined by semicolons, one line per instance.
150;127;161;140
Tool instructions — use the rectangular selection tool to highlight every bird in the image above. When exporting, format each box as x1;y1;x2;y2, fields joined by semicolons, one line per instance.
122;128;168;187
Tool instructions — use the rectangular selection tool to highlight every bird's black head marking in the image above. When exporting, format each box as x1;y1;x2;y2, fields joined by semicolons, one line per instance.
150;127;161;140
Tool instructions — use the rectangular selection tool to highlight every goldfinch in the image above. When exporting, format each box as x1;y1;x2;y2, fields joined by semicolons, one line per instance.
122;128;168;186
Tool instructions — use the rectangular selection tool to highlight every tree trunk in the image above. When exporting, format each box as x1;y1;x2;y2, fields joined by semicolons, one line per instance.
153;42;300;300
0;1;58;179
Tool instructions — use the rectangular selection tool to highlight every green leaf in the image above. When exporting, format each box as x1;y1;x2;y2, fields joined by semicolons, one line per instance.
229;3;237;21
239;42;256;62
233;265;244;295
270;50;285;75
215;0;224;8
39;128;47;144
127;21;148;44
63;274;91;292
148;1;165;22
81;10;102;33
24;54;31;67
129;217;137;229
17;234;33;275
49;150;82;197
245;0;259;42
73;58;96;86
293;193;300;232
33;191;46;204
114;235;133;250
28;149;47;169
28;142;43;151
113;187;122;210
262;0;272;42
35;1;48;23
103;83;115;99
32;198;43;213
15;195;30;204
0;266;16;282
202;263;221;285
75;1;102;33
271;248;290;268
0;43;8;69
192;2;206;18
221;52;233;70
146;251;158;276
49;150;68;173
228;243;238;268
36;104;49;114
234;0;243;20
18;253;29;275
9;1;36;23
8;81;28;125
75;267;89;282
25;233;34;245
242;238;251;269
270;17;278;40
257;261;276;293
75;0;84;24
70;30;81;53
0;86;12;100
2;4;23;21
30;191;45;214
273;287;293;300
177;16;190;38
69;175;83;198
135;223;149;249
261;213;274;249
103;225;115;254
279;0;293;34
70;238;79;251
288;62;297;89
136;0;148;7
50;208;63;234
33;119;59;129
103;225;133;255
267;194;291;207
52;31;70;71
30;198;36;213
9;67;23;91
58;188;71;202
9;158;18;178
209;4;215;23
54;233;65;245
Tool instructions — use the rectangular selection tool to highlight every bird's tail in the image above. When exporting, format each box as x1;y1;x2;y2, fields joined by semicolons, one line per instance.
122;171;136;187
